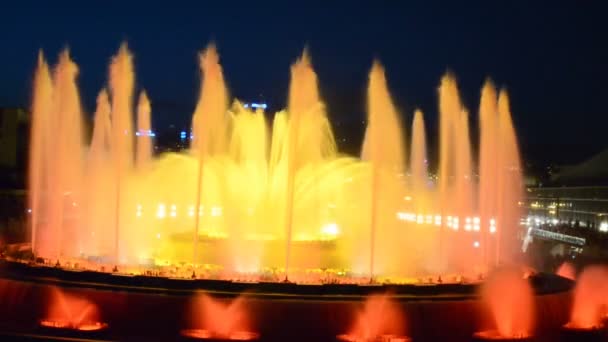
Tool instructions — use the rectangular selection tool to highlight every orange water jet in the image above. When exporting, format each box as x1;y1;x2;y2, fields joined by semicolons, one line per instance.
568;265;608;329
479;267;534;338
556;262;576;281
182;294;257;340
40;287;106;331
338;294;409;342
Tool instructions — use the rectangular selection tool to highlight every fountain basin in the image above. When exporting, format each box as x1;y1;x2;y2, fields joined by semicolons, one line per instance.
180;329;259;341
472;330;533;341
336;333;412;342
39;319;108;331
0;259;573;342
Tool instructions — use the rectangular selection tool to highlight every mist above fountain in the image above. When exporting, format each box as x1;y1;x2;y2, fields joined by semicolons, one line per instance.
28;43;523;283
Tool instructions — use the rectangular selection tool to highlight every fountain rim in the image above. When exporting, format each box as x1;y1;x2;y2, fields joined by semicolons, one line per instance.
0;259;573;301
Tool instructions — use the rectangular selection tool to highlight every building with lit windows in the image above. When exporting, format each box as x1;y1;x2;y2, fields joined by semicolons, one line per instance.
525;148;608;232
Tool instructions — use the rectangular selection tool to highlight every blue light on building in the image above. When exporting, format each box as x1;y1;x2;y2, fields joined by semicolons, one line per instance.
250;103;267;109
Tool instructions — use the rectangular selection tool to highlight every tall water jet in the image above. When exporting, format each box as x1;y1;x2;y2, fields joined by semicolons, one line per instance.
438;73;461;213
191;44;229;263
409;109;428;212
338;294;409;342
223;102;269;273
362;61;405;279
454;109;473;216
181;294;258;340
109;43;135;262
85;90;113;256
47;49;84;258
284;49;325;279
437;73;470;271
495;90;522;265
29;51;53;254
475;267;534;340
478;80;498;267
136;90;152;171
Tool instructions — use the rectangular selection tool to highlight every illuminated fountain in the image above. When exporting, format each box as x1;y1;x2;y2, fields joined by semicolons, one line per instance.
27;42;523;283
562;265;608;341
39;288;107;332
556;262;576;281
474;267;534;341
181;294;258;341
337;294;410;342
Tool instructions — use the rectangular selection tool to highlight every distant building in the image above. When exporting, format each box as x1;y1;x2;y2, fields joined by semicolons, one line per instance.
525;148;608;232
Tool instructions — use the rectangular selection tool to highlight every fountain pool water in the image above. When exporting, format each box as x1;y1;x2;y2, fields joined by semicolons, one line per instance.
27;43;523;283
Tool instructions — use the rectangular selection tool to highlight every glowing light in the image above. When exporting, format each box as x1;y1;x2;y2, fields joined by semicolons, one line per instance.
404;196;412;201
211;206;222;217
425;215;432;224
600;222;608;233
416;215;424;224
473;217;480;224
156;233;161;239
321;223;340;236
434;215;442;226
490;226;497;234
473;241;480;248
250;103;267;109
156;203;166;219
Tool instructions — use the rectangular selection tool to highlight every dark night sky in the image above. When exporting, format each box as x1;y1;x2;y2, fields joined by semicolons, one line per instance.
0;1;607;165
